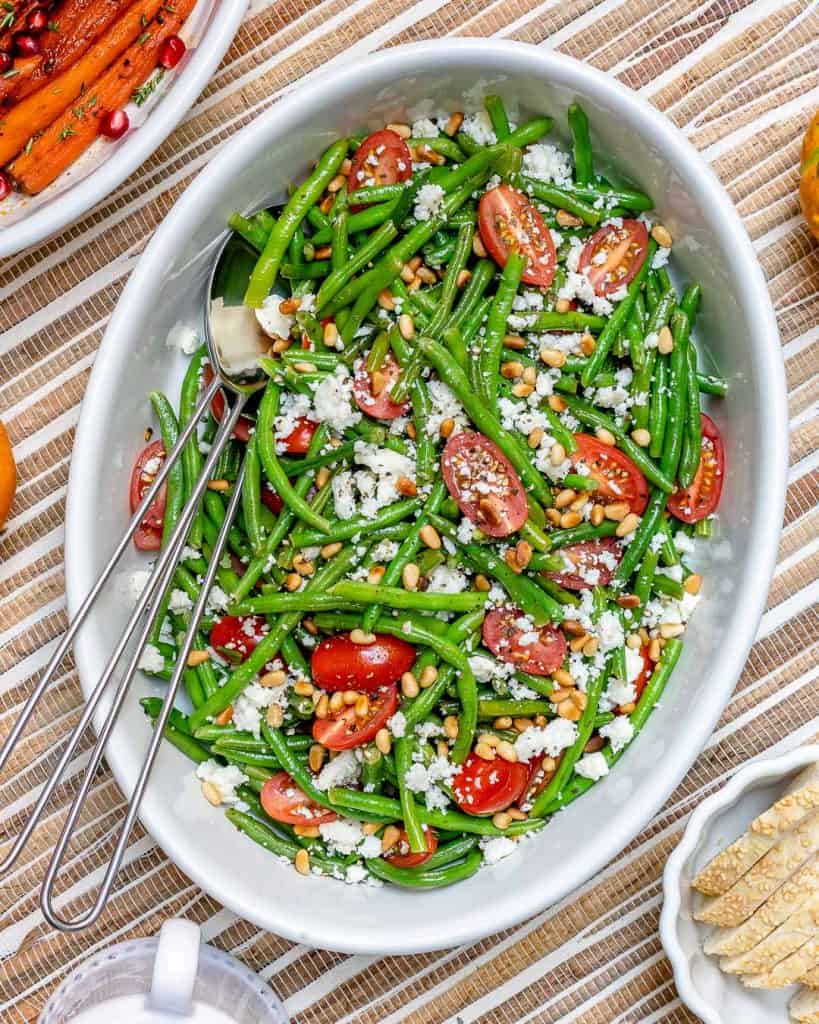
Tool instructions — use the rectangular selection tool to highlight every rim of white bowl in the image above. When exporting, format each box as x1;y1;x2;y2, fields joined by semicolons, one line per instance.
0;0;248;260
65;39;789;953
660;745;819;1024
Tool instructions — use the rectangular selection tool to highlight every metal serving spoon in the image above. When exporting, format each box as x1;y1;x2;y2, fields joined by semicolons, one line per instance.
0;223;279;931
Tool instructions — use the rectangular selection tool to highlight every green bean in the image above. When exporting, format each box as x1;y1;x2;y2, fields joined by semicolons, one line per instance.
256;382;331;532
241;434;265;555
560;394;674;491
697;373;728;397
568;103;593;185
633;547;659;608
246;139;347;306
558;183;653;213
394;737;426;852
348;183;407;205
419;336;553;507
281;261;330;280
365;849;483;888
427;222;474;335
477;699;553;718
536;577;580;606
521;178;601;226
316;221;398;311
410;135;467;162
659;309;690;483
312;610;451;638
288;497;422;548
580;240;657;386
448;259;495;330
652;572;684;600
611;488;668;587
419;835;479;871
481;250;526;409
648;353;668;458
178;348;206;547
562;473;599;492
484;95;511;141
228;211;269;251
543;520;620;549
542;403;577;455
148;391;185;548
140;698;212;763
334;580;487;612
678;344;702;488
506;118;553;148
525;311;606;333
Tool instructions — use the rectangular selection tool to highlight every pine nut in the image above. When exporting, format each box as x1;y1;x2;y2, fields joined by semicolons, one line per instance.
501;360;524;379
406;422;417;440
266;704;284;728
292;554;315;576
595;427;616;446
292;359;317;372
616;513;640;537
604;502;630;522
386;122;411;138
584;736;604;754
207;479;230;492
402;563;420;590
314;693;329;719
285;573;302;592
552;668;574;688
478;733;499;748
323;321;339;348
508;807;527;821
370;370;388;396
279;297;301;314
555;208;582;228
569;634;587;653
493;716;513;729
316;466;330;489
555;298;572;314
439;417;456;439
321;542;342;559
417;266;437;285
260;669;287;688
375;728;392;754
215;706;234;726
540;347;566;368
187;650;210;667
362;821;383;835
319;195;333;214
378;289;395;311
504;333;526;350
626;633;642;649
590;503;605;526
528;426;544;449
401;672;420;698
546;508;562;526
497;741;518;762
398;313;415;340
475;574;491;592
271;338;292;354
294;679;314;697
443;715;459;739
367;565;386;585
616;593;641;609
381;825;401;852
492;811;512;829
548;394;567;412
580;333;596;356
515;540;532;569
473;234;488;258
475;742;496;760
343;690;358;705
419;524;441;550
550;442;567;466
201;781;222;806
350;628;376;645
555;488;576;509
570;689;587;710
513;717;533;732
657;325;674;354
444;111;464;136
294;849;311;875
456;269;472;287
505;549;524;574
660;622;685;639
631;428;651;447
557;699;581;721
651;224;673;248
420;665;438;688
396;476;418;497
294;824;321;838
308;744;325;773
582;636;599;657
570;495;588;512
619;701;636;715
512;382;533;398
329;692;344;712
560;510;582;529
437;739;450;758
355;694;370;718
648;637;662;662
684;573;702;595
550;687;571;703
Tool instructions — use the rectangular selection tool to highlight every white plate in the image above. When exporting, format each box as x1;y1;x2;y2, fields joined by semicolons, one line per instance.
65;40;788;954
0;0;247;258
661;746;819;1024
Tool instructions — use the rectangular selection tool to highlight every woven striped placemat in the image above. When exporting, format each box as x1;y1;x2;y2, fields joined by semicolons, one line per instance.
1;1;817;1020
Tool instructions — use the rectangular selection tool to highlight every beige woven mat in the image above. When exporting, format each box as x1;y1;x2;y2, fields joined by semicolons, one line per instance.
1;0;818;1019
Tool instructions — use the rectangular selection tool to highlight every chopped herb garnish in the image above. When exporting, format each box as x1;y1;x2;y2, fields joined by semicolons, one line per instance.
0;11;13;29
140;13;148;27
24;136;34;155
87;95;98;108
2;3;14;11
2;68;19;79
58;126;76;141
137;30;150;45
72;105;85;119
47;20;60;31
132;69;164;107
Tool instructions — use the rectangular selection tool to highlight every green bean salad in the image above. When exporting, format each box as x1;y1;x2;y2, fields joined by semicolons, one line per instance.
134;97;727;888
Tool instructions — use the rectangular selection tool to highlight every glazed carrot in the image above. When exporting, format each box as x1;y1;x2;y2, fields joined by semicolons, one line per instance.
0;0;165;167
11;0;197;194
0;0;132;107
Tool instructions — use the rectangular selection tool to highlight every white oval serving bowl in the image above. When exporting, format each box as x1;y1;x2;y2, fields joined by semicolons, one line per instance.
65;39;788;954
0;0;247;259
661;745;819;1024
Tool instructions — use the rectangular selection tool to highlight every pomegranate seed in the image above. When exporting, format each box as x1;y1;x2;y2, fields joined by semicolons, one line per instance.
26;9;48;32
0;172;12;202
13;33;40;57
99;108;129;140
0;51;11;74
158;35;185;70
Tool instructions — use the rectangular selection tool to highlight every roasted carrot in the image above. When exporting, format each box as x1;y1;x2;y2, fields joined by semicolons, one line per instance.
0;0;166;167
11;0;197;194
0;0;133;107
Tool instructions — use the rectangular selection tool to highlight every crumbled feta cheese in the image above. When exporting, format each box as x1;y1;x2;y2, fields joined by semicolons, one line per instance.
274;390;313;450
255;296;294;340
426;565;469;594
414;183;445;222
312;367;361;433
522;144;572;186
138;643;165;673
345;864;368;884
600;677;637;711
388;711;407;738
514;719;578;762
480;836;518;864
314;748;360;791
196;759;247;805
207;585;230;613
402;754;459;811
127;569;152;604
168;588;193;614
232;681;281;738
461;110;496;145
412;116;440;137
166;322;200;355
599;716;634;753
426;379;468;436
319;818;366;856
574;751;610;781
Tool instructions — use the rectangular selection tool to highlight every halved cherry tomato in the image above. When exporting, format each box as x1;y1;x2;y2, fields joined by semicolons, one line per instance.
260;484;283;515
280;415;318;455
129;440;167;551
668;413;725;523
311;633;416;692
571;434;648;515
578;219;648;297
204;365;254;442
545;537;622;591
482;607;567;677
348;129;412;208
441;432;527;537
312;684;398;750
353;352;410;420
478;185;556;288
209;615;268;663
260;772;337;826
386;827;438;868
452;753;529;816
